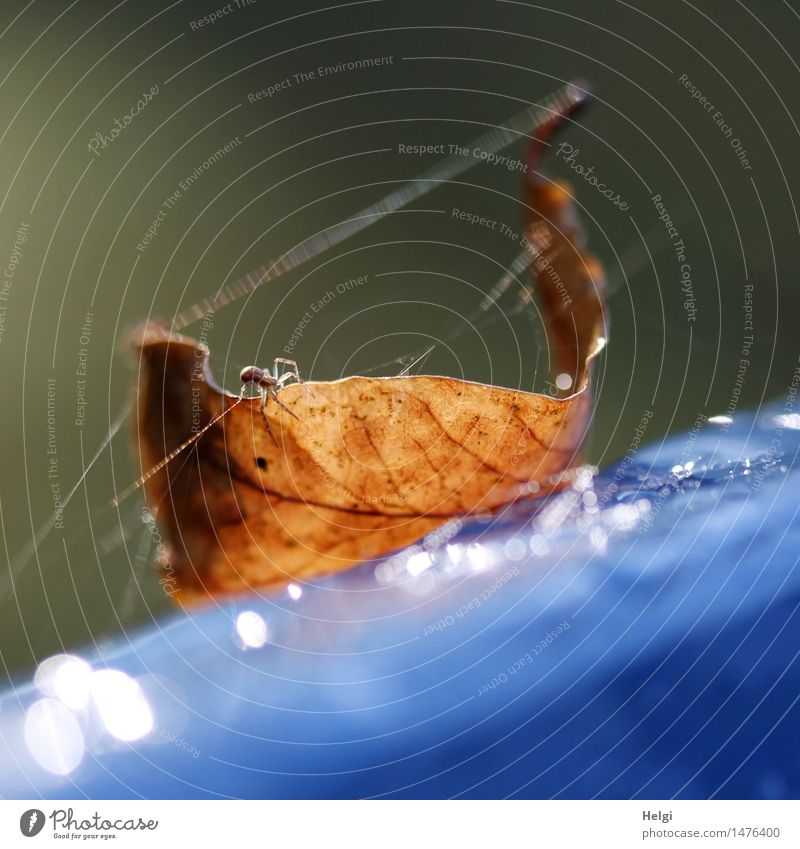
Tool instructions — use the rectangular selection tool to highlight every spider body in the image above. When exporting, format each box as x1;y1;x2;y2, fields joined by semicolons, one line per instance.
240;358;309;445
239;365;276;390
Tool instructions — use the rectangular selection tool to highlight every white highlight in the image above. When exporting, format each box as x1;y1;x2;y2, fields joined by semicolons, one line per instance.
504;538;527;562
90;669;153;741
24;698;84;775
34;654;92;710
773;413;800;430
407;551;433;577
445;543;464;565
556;372;573;391
236;611;268;649
466;543;491;571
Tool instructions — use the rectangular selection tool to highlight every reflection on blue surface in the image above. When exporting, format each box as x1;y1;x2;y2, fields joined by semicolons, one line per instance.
2;404;799;799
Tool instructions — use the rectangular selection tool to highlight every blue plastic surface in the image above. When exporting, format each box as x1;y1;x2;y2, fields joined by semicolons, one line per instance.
1;404;799;799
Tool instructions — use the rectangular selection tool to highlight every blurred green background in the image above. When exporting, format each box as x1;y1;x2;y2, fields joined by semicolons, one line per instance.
1;0;798;678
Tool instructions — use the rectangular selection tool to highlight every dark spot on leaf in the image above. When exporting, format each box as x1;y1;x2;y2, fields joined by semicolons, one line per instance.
256;457;267;470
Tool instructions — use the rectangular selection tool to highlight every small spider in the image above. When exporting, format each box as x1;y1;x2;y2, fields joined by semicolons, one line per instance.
240;358;311;445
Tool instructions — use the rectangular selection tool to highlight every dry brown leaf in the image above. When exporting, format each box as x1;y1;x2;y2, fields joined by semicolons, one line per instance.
130;99;607;606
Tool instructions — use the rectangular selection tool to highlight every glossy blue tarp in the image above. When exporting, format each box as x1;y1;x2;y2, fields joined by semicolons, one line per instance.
1;403;799;799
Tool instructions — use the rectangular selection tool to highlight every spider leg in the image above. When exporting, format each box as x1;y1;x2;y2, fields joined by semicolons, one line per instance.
273;357;314;396
259;390;278;446
268;389;299;420
272;357;300;377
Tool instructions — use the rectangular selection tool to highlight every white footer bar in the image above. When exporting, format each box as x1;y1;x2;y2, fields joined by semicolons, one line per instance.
1;800;796;847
